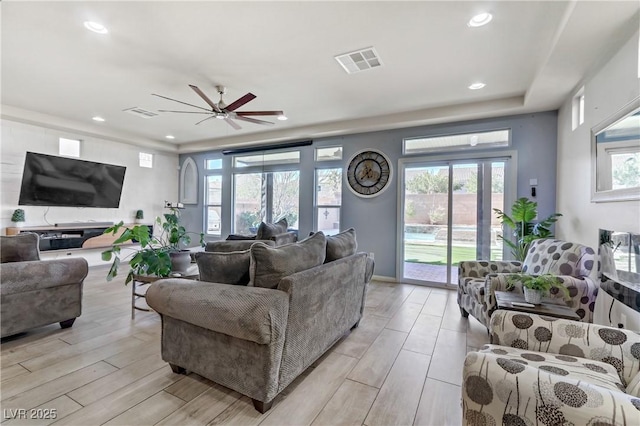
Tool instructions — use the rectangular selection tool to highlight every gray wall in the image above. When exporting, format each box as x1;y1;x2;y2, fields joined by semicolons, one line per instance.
180;110;558;278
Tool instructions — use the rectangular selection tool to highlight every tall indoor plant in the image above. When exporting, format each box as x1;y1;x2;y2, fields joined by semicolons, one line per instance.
102;208;204;284
494;197;562;261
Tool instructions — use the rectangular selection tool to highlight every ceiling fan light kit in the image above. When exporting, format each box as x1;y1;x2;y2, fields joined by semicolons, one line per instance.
153;84;286;130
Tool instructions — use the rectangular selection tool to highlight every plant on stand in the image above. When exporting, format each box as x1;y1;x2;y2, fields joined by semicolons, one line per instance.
506;273;569;304
11;209;25;227
494;197;562;261
102;208;204;284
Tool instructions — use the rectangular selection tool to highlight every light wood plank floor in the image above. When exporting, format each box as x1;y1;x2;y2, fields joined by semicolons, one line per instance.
0;267;489;426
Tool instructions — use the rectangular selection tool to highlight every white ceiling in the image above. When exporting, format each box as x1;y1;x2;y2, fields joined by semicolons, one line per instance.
2;1;639;153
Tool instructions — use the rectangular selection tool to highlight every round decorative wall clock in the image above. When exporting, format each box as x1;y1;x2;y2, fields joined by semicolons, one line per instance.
346;149;392;198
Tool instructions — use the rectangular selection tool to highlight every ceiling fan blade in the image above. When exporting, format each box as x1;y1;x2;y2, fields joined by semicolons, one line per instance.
195;116;216;125
159;110;212;114
152;93;211;112
235;115;274;126
225;118;241;130
235;111;284;116
189;85;221;112
224;93;257;112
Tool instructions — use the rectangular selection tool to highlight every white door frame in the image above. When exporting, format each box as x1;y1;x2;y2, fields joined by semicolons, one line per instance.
396;150;518;287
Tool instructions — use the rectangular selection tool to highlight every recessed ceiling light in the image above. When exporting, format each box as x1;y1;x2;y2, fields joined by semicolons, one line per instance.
84;21;108;34
165;135;175;140
468;13;493;27
468;83;486;90
277;115;288;121
92;116;105;122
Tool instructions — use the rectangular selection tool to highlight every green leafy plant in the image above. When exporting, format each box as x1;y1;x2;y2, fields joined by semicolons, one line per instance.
493;197;562;261
135;209;144;220
101;208;204;284
506;273;570;298
11;209;25;223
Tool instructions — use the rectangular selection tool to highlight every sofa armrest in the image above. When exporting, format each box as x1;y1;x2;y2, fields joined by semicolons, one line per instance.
146;279;289;345
0;258;88;295
365;254;375;284
463;350;637;425
276;253;367;385
459;260;522;280
270;232;297;245
489;310;640;385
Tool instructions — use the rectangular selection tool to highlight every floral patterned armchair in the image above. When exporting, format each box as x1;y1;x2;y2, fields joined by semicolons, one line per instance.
462;310;640;425
457;239;598;328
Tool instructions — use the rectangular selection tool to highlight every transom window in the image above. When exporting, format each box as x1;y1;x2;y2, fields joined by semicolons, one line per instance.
404;129;510;154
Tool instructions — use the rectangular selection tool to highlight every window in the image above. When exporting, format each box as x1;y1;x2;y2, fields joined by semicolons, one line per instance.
139;152;153;168
404;129;510;154
232;150;300;234
572;87;585;130
315;168;342;235
205;175;222;235
59;138;80;157
233;171;300;234
316;146;343;161
205;158;222;169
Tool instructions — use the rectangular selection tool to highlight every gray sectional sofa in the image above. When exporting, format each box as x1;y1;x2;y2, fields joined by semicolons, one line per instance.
146;229;373;412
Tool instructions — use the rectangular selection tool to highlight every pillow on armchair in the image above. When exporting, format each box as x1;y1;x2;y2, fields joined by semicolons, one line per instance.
1;233;41;263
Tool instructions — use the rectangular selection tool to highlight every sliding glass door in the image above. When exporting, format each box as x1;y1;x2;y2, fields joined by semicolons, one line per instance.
400;158;508;286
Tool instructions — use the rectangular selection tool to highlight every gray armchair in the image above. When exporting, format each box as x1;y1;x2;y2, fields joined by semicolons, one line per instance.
0;233;88;338
457;238;598;328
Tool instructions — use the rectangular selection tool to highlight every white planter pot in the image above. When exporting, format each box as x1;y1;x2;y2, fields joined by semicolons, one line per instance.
524;287;543;304
13;222;24;228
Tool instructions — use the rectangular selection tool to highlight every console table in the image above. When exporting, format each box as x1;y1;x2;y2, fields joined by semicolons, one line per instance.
6;223;153;252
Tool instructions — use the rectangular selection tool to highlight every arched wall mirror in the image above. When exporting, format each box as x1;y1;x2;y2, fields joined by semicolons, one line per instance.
591;96;640;202
180;157;198;204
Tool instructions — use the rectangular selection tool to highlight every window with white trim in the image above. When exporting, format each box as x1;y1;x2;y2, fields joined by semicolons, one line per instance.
315;168;342;235
59;138;80;157
205;175;222;235
139;152;153;168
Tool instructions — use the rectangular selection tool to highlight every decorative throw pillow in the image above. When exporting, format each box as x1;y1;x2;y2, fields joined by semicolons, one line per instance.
256;218;288;240
325;228;357;263
249;231;326;289
196;250;251;286
0;233;41;263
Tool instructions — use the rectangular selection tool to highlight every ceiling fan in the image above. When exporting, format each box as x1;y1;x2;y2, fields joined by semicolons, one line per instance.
152;85;286;130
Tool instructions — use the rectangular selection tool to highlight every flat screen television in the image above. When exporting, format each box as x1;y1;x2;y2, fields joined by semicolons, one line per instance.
18;152;126;208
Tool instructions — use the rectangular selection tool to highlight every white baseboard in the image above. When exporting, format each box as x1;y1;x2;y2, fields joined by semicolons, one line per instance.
372;274;397;283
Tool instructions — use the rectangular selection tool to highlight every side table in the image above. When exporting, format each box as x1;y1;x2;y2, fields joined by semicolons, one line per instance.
494;290;580;321
131;264;199;319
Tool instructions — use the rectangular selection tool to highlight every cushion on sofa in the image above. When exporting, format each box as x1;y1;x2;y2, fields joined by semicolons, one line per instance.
196;250;251;286
249;231;326;289
479;344;625;393
627;371;640;397
206;240;275;253
256;218;288;240
1;233;41;263
325;228;357;263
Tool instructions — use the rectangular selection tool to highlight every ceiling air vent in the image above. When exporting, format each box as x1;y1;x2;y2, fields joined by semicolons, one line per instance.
335;47;382;74
123;107;158;119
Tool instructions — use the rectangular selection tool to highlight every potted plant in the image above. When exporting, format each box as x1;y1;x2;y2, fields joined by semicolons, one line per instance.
494;197;562;261
506;273;569;304
135;209;144;224
11;209;25;227
101;208;204;284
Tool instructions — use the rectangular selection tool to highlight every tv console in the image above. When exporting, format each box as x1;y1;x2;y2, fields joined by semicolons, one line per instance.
6;223;152;252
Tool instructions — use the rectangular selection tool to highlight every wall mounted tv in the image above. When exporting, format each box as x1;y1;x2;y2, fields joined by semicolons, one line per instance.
18;152;127;208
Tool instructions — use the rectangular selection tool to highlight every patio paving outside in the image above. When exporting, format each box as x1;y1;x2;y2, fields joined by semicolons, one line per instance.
403;261;458;284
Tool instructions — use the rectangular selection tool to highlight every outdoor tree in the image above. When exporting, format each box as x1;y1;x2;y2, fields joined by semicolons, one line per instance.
613;153;640;189
407;171;462;224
